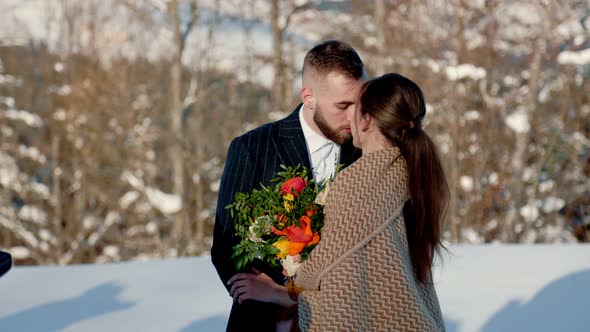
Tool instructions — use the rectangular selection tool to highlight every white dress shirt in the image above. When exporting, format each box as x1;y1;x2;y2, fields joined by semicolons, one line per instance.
299;106;341;184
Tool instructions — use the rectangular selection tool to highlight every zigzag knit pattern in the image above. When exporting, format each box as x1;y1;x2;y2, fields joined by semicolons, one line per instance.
295;146;445;331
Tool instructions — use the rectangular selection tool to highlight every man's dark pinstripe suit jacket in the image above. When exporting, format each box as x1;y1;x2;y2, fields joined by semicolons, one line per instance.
211;105;362;332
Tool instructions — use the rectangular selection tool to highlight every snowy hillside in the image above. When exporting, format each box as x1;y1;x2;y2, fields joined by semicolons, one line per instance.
1;245;589;332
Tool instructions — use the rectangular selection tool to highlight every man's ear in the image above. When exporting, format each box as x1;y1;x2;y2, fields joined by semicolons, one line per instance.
300;87;314;109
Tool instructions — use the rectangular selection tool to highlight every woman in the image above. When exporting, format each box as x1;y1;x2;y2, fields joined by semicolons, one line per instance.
229;73;448;331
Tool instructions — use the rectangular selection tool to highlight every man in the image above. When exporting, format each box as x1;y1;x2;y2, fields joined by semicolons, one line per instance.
211;40;366;331
0;251;11;278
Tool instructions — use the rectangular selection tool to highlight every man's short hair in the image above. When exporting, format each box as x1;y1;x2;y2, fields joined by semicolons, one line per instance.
303;40;364;80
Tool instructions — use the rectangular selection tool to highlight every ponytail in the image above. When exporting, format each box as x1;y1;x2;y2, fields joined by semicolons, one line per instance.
359;73;449;284
398;127;449;284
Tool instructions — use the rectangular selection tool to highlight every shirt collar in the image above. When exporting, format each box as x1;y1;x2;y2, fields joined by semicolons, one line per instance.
298;105;336;154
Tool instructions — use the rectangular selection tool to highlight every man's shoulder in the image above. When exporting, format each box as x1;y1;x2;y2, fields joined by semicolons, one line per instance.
228;123;276;152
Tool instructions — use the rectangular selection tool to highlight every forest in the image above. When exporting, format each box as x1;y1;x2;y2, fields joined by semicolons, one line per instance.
0;0;588;265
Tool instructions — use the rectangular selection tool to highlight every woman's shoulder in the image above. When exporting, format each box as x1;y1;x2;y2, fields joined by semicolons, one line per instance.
337;146;404;177
330;146;408;201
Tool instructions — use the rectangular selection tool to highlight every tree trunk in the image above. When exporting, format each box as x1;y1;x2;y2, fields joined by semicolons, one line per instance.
455;0;468;64
448;109;461;243
374;0;386;74
502;37;543;241
51;135;62;258
193;105;205;254
168;0;187;251
271;0;285;113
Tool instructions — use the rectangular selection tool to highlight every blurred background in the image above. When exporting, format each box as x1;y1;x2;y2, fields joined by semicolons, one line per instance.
0;0;588;266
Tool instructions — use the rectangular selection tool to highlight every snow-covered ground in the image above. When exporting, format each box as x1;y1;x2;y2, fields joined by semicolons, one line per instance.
1;245;589;332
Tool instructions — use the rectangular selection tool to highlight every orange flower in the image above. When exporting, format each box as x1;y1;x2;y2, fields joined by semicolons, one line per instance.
272;216;320;256
281;177;307;197
305;208;317;217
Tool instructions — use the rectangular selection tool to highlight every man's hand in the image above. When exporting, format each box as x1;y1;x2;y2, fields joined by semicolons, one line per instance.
227;267;280;304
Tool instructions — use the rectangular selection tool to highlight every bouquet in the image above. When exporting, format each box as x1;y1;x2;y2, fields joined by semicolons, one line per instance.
226;165;332;277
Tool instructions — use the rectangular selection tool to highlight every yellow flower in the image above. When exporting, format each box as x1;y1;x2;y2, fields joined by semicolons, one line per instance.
273;238;291;259
283;193;294;201
283;200;293;212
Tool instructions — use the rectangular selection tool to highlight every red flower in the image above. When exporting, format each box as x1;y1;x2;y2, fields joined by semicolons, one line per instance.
281;176;307;197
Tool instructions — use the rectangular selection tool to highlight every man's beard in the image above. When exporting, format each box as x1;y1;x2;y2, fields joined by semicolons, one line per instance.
313;105;352;145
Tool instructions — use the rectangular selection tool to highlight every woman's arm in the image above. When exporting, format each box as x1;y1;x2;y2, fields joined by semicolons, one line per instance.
297;289;322;331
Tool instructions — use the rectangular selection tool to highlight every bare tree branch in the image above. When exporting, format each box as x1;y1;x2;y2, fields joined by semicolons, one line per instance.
180;0;200;51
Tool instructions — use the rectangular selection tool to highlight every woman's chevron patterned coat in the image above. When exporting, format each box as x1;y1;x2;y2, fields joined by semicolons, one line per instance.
295;146;445;332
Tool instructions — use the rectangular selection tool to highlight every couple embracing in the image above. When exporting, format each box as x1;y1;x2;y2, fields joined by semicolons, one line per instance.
211;40;448;332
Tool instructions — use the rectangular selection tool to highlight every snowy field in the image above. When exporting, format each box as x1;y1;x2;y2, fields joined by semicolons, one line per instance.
1;245;589;332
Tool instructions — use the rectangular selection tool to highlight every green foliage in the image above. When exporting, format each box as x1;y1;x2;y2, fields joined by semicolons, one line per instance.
226;164;333;271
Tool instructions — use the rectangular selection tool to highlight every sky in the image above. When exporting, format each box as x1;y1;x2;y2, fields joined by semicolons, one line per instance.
1;244;589;332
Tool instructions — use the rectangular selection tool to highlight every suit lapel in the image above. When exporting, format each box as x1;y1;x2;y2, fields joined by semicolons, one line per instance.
271;104;313;171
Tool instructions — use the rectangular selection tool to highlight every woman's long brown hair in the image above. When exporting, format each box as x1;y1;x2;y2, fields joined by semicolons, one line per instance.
359;73;449;284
